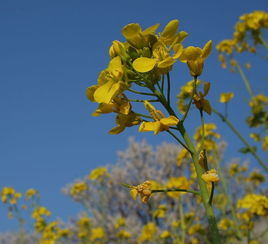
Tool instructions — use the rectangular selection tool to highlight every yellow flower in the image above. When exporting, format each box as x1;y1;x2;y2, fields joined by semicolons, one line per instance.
131;20;186;74
216;39;236;55
177;79;201;113
153;204;167;218
87;56;126;104
166;176;191;198
237;194;268;216
188;224;204;235
130;181;152;203
139;101;179;135
179;40;212;77
25;188;38;199
109;111;141;134
91;94;131;117
201;169;220;183
177;148;190;166
114;217;126;229
247;171;265;185
1;187;22;205
90;227;105;241
217;218;234;230
250;133;260;142
122;22;159;49
70;182;88;196
138;222;157;242
160;230;171;239
193;82;212;114
262;136;268;151
219;92;234;103
116;230;131;239
88;167;109;181
32;206;51;220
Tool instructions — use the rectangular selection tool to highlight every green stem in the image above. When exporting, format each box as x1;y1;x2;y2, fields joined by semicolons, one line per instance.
127;88;157;96
213;108;268;173
259;34;268;50
236;62;254;98
129;99;158;102
182;76;197;121
209;183;214;205
167;72;171;105
152;188;200;195
199;109;205;153
150;80;221;243
166;129;190;152
134;112;152;119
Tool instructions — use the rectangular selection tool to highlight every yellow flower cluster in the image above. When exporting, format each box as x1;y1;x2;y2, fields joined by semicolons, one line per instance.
87;20;212;134
1;187;22;205
237;194;268;216
88;167;109;181
217;11;268;54
217;11;268;68
70;181;88;196
130;181;152;203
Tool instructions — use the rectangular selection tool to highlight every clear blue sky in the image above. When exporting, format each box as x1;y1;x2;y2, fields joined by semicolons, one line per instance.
0;0;267;231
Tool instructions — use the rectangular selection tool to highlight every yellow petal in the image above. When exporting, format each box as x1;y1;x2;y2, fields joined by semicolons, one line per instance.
161;19;179;38
219;92;234;103
92;103;115;116
130;189;138;200
122;23;141;39
143;100;156;113
202;99;212;115
139;121;161;135
160;116;179;126
94;80;121;104
109;125;125;135
133;57;157;73
202;40;212;59
158;57;176;68
172;43;183;59
86;85;98;102
203;82;211;96
179;46;202;62
142;24;160;35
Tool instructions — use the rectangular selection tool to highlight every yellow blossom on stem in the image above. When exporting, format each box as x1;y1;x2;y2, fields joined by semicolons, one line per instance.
87;56;126;104
1;187;22;205
139;101;179;135
130;181;152;203
201;169;220;183
219;92;234;103
193;82;212;114
179;40;212;77
25;188;38;199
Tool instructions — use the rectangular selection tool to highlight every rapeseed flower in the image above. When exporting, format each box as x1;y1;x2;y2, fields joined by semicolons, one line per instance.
88;167;109;181
139;101;179;135
179;40;212;77
201;169;220;183
237;194;268;216
219;92;234;103
130;181;152;203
